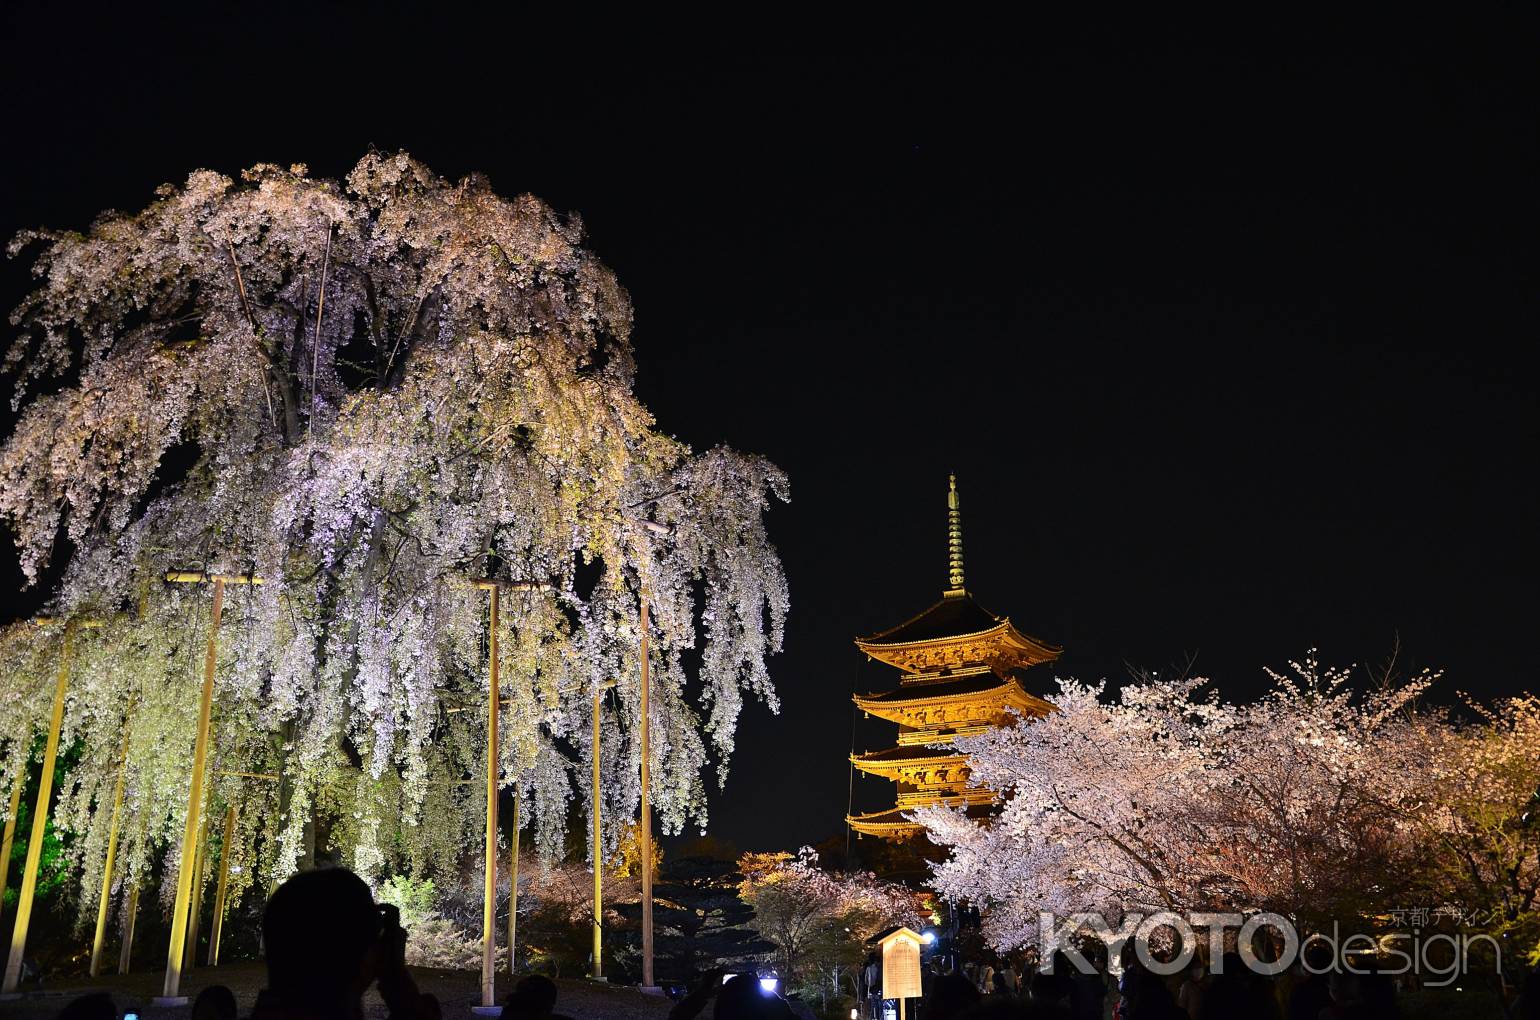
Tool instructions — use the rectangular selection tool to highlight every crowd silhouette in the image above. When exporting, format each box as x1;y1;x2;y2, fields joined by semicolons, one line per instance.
43;865;1540;1020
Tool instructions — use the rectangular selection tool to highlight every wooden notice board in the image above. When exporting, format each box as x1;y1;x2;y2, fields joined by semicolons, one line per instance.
878;927;922;1000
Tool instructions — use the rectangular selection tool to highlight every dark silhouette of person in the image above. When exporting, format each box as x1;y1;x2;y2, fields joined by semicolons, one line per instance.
500;974;573;1020
193;984;239;1020
1118;966;1184;1020
1517;961;1540;1020
55;992;115;1020
1285;943;1332;1020
928;973;983;1020
1318;970;1364;1020
955;995;1072;1019
1197;953;1279;1020
714;974;795;1020
1027;966;1071;1006
1066;944;1106;1020
668;968;727;1020
1355;963;1398;1019
252;866;438;1020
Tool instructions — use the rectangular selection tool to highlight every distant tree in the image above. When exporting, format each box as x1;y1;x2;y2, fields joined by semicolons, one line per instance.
1399;694;1540;967
611;821;664;879
375;875;480;970
615;855;771;981
739;848;921;1004
513;860;597;978
914;655;1515;946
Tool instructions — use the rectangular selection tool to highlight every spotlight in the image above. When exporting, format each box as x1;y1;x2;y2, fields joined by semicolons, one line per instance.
759;977;780;995
920;930;937;945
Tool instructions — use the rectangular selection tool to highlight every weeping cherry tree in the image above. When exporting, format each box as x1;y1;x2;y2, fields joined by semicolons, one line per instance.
0;153;789;924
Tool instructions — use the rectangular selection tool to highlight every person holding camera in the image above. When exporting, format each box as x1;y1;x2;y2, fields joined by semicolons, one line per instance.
252;867;440;1020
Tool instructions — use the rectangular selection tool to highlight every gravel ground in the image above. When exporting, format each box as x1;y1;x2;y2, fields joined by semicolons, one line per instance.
0;961;677;1020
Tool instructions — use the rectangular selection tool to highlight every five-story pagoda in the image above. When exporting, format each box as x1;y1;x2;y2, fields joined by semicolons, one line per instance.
847;477;1061;841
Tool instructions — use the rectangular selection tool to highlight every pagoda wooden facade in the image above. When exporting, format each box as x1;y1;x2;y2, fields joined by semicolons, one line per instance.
846;477;1061;841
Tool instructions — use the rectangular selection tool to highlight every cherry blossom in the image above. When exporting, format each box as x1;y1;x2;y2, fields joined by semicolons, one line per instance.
0;154;789;919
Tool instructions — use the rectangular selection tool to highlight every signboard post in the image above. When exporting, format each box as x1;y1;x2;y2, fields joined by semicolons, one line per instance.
872;926;923;1020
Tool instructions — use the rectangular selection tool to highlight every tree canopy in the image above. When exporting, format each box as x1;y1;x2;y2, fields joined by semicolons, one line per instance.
919;657;1540;964
0;154;789;920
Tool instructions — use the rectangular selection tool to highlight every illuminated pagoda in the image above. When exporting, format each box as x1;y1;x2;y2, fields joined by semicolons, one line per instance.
846;476;1061;841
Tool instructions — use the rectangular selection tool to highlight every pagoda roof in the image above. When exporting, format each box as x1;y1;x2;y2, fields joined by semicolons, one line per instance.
859;590;1007;646
851;745;963;777
854;590;1062;673
851;745;964;764
847;801;996;838
854;671;1056;728
856;673;1015;705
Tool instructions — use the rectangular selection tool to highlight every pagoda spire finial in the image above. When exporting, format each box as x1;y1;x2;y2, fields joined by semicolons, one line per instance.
947;474;965;594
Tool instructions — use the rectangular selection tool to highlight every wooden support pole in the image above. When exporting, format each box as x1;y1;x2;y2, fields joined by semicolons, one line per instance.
89;727;132;977
208;805;236;966
477;582;500;1013
506;789;519;976
158;575;227;1004
639;595;655;990
592;687;603;980
118;883;140;975
182;813;210;973
0;775;21;926
3;619;87;995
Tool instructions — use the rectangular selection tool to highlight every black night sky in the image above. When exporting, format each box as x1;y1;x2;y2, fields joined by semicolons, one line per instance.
1;9;1534;855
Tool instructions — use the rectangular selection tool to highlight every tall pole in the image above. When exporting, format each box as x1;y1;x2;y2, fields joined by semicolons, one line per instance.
592;687;603;979
89;726;132;977
117;883;140;974
639;595;655;990
207;804;236;966
181;813;210;973
476;582;500;1013
506;788;519;975
157;570;260;1003
158;576;224;1004
0;775;21;928
3;620;83;996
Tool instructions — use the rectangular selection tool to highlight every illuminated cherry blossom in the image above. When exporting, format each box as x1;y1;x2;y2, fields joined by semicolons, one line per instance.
914;656;1520;952
0;154;788;918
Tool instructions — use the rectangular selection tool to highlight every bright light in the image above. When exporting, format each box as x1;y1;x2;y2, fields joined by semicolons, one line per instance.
920;930;936;945
850;1010;859;1020
759;977;780;995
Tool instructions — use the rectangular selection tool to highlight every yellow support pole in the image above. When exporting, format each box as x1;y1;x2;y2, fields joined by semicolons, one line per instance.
639;595;655;991
475;582;500;1014
207;804;236;966
181;813;209;973
0;775;21;924
89;727;132;977
157;576;225;1004
2;620;85;996
118;883;140;975
592;687;603;980
153;570;259;1003
507;788;519;976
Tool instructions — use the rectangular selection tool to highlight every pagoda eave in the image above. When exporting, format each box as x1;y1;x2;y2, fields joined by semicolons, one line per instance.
846;810;926;840
855;622;1061;674
853;680;1056;728
850;748;963;778
847;800;997;839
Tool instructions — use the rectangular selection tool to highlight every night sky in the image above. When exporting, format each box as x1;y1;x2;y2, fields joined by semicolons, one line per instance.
2;9;1534;854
